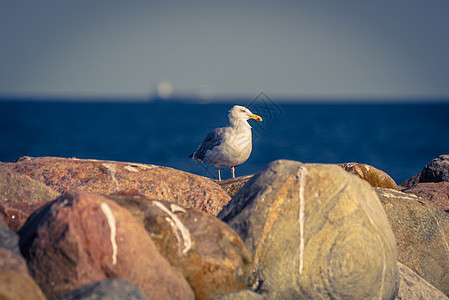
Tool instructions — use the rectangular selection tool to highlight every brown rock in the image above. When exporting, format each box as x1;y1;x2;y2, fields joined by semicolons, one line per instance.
338;162;398;189
0;201;48;232
375;188;449;296
18;191;194;300
0;249;46;300
1;156;230;215
0;165;59;231
219;160;398;300
402;182;449;211
0;164;59;202
109;195;251;300
218;175;253;198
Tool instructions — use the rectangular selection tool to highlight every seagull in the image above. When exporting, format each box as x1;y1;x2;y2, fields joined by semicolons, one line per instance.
190;105;262;181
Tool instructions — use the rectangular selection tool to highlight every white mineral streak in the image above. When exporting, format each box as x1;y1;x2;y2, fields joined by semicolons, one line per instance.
164;217;183;254
124;165;139;172
153;201;191;255
103;163;119;190
170;203;186;213
100;203;118;265
298;166;308;275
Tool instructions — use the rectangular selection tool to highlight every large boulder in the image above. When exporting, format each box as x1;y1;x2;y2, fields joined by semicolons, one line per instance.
219;160;398;300
2;156;230;215
396;262;448;300
18;191;194;300
338;162;397;189
375;188;449;296
420;155;449;183
109;194;251;300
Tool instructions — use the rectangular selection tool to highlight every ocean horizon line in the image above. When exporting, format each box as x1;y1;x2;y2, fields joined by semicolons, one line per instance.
1;94;449;105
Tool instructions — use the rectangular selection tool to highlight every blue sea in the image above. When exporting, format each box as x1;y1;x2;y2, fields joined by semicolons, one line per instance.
1;99;448;184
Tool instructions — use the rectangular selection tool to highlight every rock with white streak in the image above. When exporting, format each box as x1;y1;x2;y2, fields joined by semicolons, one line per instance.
18;191;194;300
219;160;398;300
109;194;251;300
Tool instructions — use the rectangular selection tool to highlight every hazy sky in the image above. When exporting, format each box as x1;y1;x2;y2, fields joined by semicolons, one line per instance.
1;0;449;100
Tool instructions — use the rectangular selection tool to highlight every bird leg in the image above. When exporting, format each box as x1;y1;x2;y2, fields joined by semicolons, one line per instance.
217;167;221;181
231;166;235;178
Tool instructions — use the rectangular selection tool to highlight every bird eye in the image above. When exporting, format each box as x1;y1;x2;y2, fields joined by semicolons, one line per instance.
240;109;246;113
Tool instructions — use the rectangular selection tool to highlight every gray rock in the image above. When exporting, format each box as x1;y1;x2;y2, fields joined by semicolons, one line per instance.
420;155;449;183
375;188;449;296
0;225;21;256
219;160;398;300
57;280;149;300
396;262;448;300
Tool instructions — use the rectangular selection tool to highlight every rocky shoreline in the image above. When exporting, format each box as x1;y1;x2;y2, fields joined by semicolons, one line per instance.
1;155;448;299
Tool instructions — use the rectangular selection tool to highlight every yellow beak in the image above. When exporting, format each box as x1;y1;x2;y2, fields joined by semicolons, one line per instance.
250;114;263;121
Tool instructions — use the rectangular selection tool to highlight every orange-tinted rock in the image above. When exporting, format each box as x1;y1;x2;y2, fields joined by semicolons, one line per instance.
338;162;397;189
402;182;449;211
2;156;230;215
218;175;253;198
18;191;194;300
109;196;251;300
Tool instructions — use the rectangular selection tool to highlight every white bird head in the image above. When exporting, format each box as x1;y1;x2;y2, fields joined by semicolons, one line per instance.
228;105;263;123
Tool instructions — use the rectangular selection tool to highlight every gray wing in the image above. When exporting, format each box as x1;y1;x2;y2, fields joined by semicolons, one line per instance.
192;127;227;161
